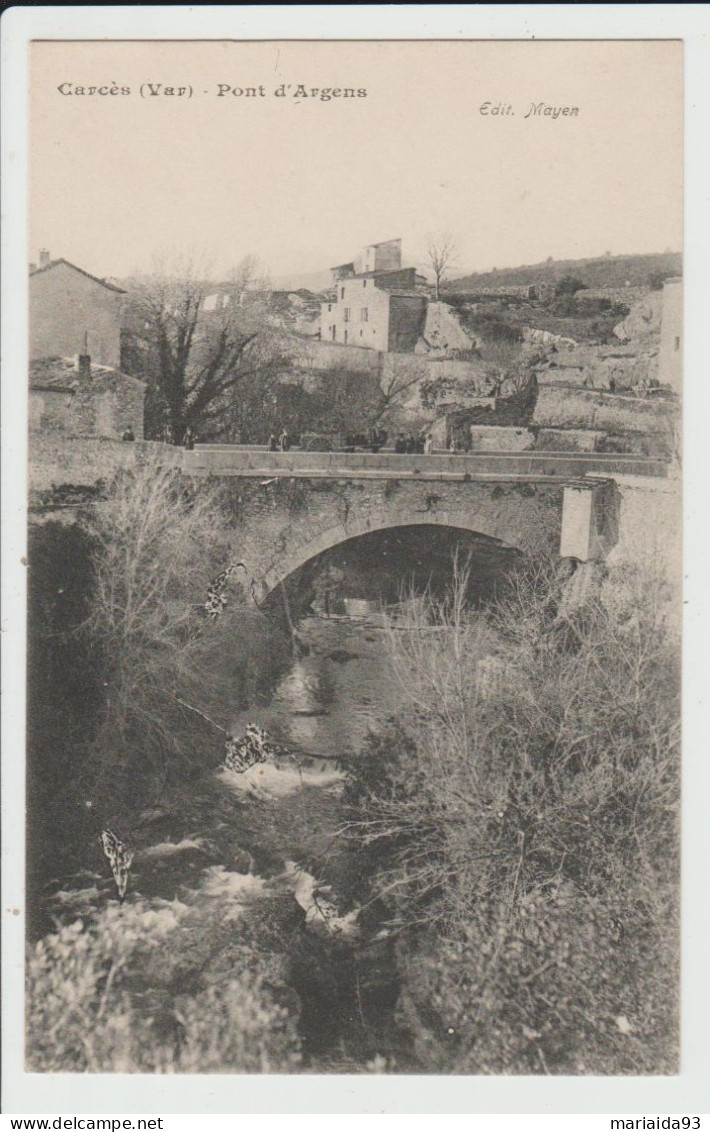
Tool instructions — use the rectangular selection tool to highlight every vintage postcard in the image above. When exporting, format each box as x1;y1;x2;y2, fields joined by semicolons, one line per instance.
2;8;706;1118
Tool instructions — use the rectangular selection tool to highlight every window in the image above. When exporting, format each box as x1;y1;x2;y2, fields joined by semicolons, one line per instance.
331;325;336;341
327;304;332;312
363;279;367;288
344;307;350;323
674;336;680;351
361;308;369;322
340;287;345;299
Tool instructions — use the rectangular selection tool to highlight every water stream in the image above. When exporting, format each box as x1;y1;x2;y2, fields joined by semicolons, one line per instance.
35;525;520;1070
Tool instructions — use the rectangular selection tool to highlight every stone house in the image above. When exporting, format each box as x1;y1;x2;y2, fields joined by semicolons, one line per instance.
322;240;427;352
30;251;127;368
29;355;146;439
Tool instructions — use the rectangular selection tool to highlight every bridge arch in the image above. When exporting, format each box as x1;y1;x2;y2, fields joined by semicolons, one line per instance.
244;508;524;603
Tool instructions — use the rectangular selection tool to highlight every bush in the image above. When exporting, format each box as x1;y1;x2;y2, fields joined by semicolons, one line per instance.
77;453;240;823
342;558;680;1073
465;310;524;345
554;274;587;297
648;270;673;291
27;903;301;1073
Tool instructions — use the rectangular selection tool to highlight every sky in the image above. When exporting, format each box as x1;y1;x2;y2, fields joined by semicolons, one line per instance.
30;39;683;282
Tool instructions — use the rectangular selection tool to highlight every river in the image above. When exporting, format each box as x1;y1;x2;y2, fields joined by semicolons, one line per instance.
35;524;520;1071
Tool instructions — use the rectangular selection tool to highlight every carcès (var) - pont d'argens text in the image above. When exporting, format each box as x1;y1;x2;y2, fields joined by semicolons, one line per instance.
24;37;682;1078
55;82;369;100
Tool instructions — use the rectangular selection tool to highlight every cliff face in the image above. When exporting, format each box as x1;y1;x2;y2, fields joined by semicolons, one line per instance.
539;344;659;392
613;291;663;345
535;290;668;394
415;301;476;356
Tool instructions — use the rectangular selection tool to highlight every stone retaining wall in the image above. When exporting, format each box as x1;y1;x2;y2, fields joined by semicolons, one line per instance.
29;435;180;493
533;386;677;435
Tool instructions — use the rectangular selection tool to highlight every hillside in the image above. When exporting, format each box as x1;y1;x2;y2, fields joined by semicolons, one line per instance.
449;251;682;293
270;269;332;293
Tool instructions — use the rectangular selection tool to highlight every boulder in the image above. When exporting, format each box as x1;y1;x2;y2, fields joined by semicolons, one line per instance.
613;291;662;344
415;301;476;356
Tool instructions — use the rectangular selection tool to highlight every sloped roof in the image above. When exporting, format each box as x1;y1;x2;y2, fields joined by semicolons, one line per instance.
29;258;127;294
357;266;417;282
30;356;145;391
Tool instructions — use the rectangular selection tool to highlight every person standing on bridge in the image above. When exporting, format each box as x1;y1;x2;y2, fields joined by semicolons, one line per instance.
279;428;291;452
424;433;433;454
183;426;195;450
268;432;278;452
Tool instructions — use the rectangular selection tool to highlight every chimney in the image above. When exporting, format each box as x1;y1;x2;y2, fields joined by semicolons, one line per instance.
78;354;91;380
39;248;51;268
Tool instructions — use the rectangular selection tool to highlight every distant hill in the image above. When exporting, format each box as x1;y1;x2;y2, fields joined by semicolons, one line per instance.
270;269;332;294
449;251;682;294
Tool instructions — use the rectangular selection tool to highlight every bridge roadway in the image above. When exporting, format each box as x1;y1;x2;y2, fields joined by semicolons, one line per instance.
183;445;668;483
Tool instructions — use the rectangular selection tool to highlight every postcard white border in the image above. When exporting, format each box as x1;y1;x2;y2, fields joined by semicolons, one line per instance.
2;3;709;1117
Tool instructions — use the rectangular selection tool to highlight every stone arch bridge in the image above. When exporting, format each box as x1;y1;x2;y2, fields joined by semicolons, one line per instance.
183;447;670;604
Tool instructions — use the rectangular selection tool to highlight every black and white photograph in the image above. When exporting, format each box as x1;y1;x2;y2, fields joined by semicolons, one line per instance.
3;16;702;1111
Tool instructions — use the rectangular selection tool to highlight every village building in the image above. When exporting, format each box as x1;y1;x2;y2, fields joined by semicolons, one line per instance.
29;251;146;438
322;239;427;353
29;355;146;439
657;277;682;394
30;251;127;368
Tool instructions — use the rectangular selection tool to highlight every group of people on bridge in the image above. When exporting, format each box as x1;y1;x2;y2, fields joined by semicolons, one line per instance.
394;432;434;454
268;428;292;452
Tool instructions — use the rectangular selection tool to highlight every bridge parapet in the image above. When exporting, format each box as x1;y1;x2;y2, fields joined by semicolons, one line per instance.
182;446;669;482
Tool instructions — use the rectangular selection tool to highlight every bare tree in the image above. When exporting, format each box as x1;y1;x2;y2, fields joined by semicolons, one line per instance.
426;231;458;300
376;367;428;426
125;253;287;442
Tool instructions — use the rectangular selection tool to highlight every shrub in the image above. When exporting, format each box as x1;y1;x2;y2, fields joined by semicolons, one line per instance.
26;904;301;1073
342;558;680;1073
77;453;240;822
554;274;587;297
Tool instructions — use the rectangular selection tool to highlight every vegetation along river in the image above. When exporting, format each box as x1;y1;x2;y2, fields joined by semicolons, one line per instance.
29;523;519;1072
